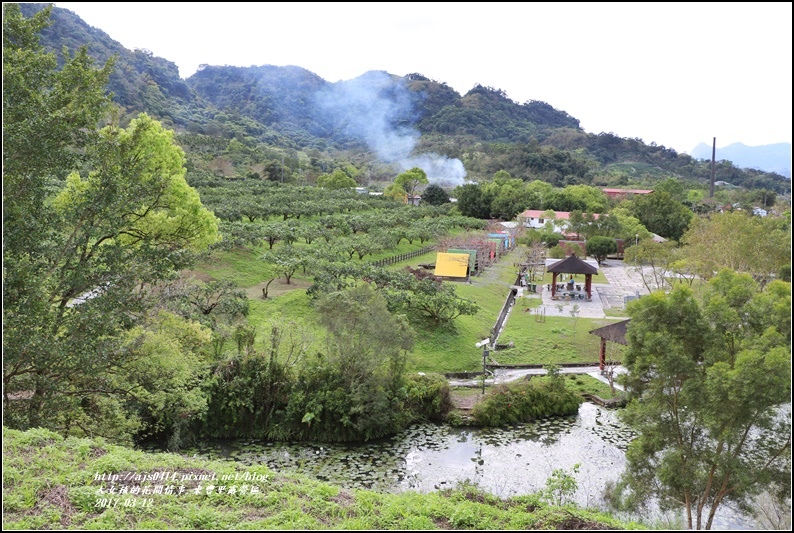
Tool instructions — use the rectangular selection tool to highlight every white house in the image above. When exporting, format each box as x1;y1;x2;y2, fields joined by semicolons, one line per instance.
517;210;600;234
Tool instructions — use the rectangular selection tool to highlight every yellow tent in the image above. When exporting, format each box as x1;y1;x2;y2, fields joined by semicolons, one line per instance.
434;253;470;278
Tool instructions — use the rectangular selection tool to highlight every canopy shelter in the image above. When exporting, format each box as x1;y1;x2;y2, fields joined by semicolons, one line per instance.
588;319;630;371
546;255;597;299
434;252;470;280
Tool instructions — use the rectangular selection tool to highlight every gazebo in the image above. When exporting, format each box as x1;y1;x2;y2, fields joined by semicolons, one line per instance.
588;319;630;371
546;255;598;299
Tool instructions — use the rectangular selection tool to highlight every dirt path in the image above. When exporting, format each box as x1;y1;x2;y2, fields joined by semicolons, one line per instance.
449;388;484;412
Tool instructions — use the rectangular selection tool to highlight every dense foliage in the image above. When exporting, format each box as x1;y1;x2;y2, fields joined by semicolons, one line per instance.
471;368;582;426
3;4;221;447
614;272;791;530
4;3;791;464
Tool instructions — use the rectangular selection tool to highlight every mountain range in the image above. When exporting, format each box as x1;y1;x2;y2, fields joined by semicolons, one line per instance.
690;142;791;179
16;3;792;195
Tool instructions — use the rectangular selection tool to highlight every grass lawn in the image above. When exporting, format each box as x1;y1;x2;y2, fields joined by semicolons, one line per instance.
492;314;616;366
408;248;526;373
192;246;283;287
191;240;617;374
559;374;621;399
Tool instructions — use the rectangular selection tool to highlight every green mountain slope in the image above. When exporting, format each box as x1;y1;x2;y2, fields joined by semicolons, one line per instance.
17;2;791;193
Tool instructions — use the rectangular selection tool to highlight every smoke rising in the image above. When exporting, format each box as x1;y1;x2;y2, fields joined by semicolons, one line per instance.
314;70;467;186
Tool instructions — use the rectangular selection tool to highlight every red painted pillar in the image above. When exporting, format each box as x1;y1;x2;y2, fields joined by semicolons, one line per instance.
552;273;558;298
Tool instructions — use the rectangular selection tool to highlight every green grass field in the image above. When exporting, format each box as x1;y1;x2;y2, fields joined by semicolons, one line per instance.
191;239;622;374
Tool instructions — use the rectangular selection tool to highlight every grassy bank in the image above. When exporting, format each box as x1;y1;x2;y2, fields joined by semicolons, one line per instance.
3;427;644;530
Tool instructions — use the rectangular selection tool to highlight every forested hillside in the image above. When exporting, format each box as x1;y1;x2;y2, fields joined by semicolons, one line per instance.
20;3;790;195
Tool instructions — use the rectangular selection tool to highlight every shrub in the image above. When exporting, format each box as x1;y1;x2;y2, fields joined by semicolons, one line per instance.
402;373;453;422
548;244;566;259
470;380;581;427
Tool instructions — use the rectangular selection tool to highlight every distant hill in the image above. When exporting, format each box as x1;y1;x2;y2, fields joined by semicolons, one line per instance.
691;142;791;179
14;3;792;194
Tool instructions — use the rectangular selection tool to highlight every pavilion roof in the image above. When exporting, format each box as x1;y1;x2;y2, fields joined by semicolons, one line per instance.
546;254;598;275
589;319;631;345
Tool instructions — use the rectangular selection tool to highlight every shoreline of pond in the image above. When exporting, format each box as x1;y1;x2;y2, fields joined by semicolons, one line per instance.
145;401;757;530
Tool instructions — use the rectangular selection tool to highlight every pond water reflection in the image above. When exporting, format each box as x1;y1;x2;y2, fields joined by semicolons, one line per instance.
176;402;757;529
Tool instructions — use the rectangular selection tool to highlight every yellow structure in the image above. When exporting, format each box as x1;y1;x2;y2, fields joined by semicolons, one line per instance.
434;253;470;278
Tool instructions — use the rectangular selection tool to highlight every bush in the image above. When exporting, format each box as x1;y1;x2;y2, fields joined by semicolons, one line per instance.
282;359;409;442
548;244;566;259
541;233;562;248
470;379;581;427
402;373;453;422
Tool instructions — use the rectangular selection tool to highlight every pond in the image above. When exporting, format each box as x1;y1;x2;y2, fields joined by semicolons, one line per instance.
171;402;758;530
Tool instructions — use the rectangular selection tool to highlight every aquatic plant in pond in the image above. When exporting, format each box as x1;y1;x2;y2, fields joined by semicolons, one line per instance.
175;403;635;503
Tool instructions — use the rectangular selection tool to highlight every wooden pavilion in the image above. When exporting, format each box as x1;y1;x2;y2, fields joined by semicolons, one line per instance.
588;319;630;371
546;255;598;299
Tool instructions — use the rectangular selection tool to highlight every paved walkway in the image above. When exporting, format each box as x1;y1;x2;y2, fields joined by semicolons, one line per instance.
513;258;650;319
448;365;627;391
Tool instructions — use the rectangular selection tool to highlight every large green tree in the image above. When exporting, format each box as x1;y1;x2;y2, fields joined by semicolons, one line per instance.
585;235;617;265
316;168;357;190
628;190;693;241
615;273;791;530
394;166;429;200
3;2;114;265
3;5;220;443
420;183;450;206
454;183;494;219
679;210;791;284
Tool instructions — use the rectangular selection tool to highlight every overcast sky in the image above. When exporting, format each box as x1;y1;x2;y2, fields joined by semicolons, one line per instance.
53;2;792;155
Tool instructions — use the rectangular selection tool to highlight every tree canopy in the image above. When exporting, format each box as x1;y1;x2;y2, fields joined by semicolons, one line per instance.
316;168;357;190
394;167;429;200
616;273;791;530
628;190;693;241
420;183;450;206
585;236;617;265
679;210;791;284
3;4;219;444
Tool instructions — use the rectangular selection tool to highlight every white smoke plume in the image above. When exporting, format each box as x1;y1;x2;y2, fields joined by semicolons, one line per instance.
314;70;467;186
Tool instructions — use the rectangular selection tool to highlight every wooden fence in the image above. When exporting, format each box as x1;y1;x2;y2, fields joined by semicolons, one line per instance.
370;245;437;267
